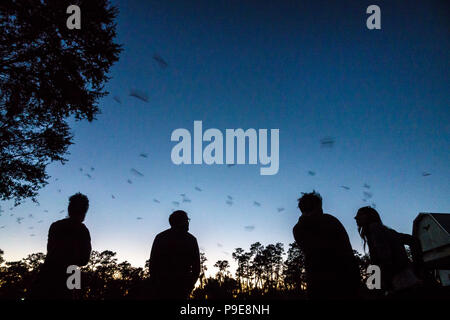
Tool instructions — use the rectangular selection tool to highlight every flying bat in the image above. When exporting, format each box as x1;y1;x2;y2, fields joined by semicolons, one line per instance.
195;186;202;192
320;137;335;148
363;191;373;199
153;54;168;69
131;168;144;177
129;89;149;102
253;201;261;207
340;186;350;190
244;225;255;231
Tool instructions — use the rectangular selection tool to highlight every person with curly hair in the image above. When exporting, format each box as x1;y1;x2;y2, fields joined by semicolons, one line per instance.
293;191;361;299
30;193;92;299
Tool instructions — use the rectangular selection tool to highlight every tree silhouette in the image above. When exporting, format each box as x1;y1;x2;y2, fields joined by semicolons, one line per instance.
214;260;230;284
260;243;284;292
353;249;371;282
0;244;382;300
249;242;265;290
232;247;250;293
0;0;121;204
283;242;306;292
198;251;208;289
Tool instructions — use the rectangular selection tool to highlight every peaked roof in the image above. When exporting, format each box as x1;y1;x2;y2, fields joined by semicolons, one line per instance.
430;213;450;234
414;213;450;235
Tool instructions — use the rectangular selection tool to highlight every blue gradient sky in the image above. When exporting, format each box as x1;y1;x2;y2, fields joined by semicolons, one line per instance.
1;0;449;275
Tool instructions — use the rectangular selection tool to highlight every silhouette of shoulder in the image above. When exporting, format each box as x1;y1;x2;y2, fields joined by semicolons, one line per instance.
154;228;197;245
293;213;354;257
46;218;91;266
50;217;89;231
293;213;343;234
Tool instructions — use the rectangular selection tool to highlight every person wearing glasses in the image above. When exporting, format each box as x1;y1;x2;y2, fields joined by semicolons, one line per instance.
148;210;200;299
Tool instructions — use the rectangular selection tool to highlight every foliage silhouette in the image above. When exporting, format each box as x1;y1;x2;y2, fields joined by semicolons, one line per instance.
0;0;121;204
0;243;375;300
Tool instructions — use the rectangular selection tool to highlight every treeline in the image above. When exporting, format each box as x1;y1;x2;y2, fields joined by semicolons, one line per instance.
0;243;372;300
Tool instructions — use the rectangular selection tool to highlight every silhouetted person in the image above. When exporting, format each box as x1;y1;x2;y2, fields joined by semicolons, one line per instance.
355;206;424;294
30;193;91;299
149;210;200;299
293;191;361;299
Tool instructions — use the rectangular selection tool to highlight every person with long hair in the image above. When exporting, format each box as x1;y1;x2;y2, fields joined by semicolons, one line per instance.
355;206;424;294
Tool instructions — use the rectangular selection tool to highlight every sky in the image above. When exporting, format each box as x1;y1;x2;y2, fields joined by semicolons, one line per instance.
0;0;449;276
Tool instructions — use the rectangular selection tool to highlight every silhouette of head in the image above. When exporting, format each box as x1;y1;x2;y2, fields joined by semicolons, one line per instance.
68;193;89;222
298;191;323;217
355;206;383;249
355;206;381;228
169;210;190;231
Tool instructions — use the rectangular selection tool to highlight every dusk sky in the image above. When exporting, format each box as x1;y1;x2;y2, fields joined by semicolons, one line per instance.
1;0;449;276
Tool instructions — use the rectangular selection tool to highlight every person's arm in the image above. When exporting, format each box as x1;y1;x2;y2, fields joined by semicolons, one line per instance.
367;224;393;267
191;238;201;289
398;233;424;274
292;219;303;248
46;223;59;264
47;223;57;254
149;235;161;277
77;227;92;266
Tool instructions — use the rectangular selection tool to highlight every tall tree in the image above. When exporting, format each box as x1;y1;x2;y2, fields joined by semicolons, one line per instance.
213;260;230;284
283;242;306;292
261;243;284;291
232;248;247;293
249;242;264;289
0;0;121;204
199;251;208;289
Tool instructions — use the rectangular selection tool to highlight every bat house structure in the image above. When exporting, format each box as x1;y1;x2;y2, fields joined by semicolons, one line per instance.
413;213;450;286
